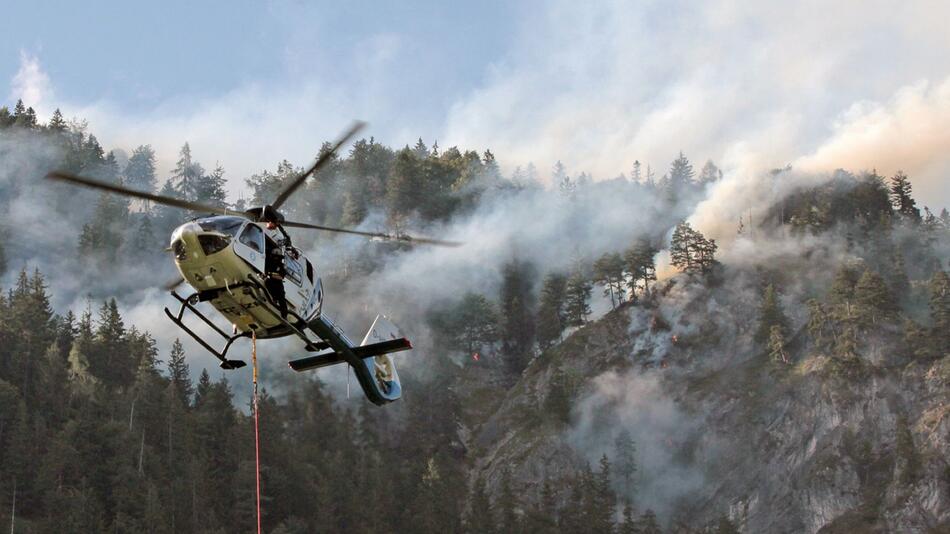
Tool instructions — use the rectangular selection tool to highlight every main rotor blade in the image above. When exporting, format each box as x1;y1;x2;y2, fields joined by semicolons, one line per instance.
270;121;366;210
282;220;462;247
46;171;232;216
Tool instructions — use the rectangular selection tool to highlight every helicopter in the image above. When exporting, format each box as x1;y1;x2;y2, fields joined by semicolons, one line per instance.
46;122;460;405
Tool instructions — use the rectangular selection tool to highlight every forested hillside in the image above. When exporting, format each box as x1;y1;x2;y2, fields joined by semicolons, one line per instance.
0;99;947;533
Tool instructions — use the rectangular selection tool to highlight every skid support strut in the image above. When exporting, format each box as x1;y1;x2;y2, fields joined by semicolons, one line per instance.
164;291;248;369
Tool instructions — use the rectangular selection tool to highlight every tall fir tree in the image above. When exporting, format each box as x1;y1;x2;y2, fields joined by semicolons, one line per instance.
537;272;568;350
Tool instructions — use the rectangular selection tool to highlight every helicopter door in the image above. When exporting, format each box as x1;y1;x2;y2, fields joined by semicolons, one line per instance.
234;223;265;273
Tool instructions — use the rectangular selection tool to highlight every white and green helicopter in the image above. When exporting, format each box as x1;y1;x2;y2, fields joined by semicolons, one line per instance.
47;123;459;405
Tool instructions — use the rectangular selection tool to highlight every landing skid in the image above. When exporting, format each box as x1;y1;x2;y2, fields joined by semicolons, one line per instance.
164;291;249;369
164;280;326;370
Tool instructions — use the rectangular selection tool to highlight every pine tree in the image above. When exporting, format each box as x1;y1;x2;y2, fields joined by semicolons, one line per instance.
465;479;495;534
554;161;575;198
829;264;860;321
47;108;67;132
631;160;642;183
171;143;205;202
497;469;520;534
624;238;658;299
670;221;717;274
564;268;592;327
638;509;662;534
619;504;637;534
889;171;920;221
132;215;156;254
93;298;131;386
807;299;832;353
592;454;615;533
755;284;788;344
593;252;626;308
929;270;949;352
887;253;911;302
614;429;637;502
166;339;192;407
537;272;568;350
854;269;897;326
125;145;157;193
768;325;789;364
499;259;537;372
196;164;228;207
666;151;695;202
698;159;722;185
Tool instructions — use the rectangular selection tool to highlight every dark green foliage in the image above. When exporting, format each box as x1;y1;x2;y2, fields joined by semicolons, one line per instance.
890;171;920;222
465;479;495;534
665;151;695;203
430;292;499;354
166;339;192;407
500;259;537;373
537;272;569;350
47;108;67;132
593;252;627;308
614;429;637;503
497;469;521;533
565;267;592;327
755;284;788;344
125;144;157;193
854;269;898;326
624;238;658;300
670;221;717;274
929;270;949;353
638;509;662;534
698;160;722;185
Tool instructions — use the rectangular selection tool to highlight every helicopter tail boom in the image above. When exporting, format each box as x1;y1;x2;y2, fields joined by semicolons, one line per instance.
293;315;408;405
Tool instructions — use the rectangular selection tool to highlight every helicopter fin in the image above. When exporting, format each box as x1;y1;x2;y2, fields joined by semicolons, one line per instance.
288;315;408;404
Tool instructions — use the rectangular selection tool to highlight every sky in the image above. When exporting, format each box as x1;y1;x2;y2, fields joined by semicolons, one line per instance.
3;0;949;209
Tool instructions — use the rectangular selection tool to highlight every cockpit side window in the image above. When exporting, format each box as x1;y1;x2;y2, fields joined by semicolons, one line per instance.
306;259;314;284
239;224;264;253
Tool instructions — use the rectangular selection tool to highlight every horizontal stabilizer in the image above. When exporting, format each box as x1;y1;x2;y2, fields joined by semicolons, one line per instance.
288;337;411;372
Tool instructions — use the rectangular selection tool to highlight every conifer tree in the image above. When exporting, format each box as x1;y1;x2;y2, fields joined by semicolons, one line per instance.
614;429;637;502
755;284;788;344
564;268;592;327
807;299;832;353
698;159;722;185
768;325;789;364
854;269;898;326
619;504;637;534
929;270;949;351
889;171;920;221
638;509;662;534
47;108;67;132
125;145;157;193
166;339;192;407
537;272;568;350
666;151;695;202
624;238;658;299
592;454;615;533
465;479;495;534
499;259;537;372
497;469;520;534
593;252;626;308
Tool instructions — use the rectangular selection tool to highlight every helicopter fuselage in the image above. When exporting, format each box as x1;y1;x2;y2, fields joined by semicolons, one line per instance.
171;215;323;338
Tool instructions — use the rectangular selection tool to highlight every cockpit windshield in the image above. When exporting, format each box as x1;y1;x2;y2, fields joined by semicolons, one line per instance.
196;216;245;237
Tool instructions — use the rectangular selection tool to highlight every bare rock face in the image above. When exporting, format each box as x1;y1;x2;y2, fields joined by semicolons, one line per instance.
464;277;949;533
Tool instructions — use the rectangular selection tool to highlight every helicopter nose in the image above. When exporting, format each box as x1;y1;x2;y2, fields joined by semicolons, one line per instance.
171;223;203;261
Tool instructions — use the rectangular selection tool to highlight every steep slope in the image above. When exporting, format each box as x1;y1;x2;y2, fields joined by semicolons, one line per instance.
466;275;949;533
